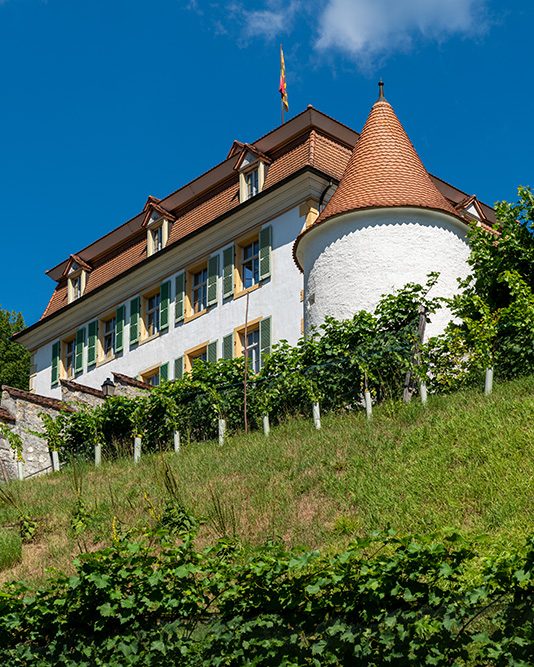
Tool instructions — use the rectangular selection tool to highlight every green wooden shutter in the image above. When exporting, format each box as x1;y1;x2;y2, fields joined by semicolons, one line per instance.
175;272;185;323
207;255;219;307
160;362;169;383
51;341;60;387
259;225;272;280
259;316;272;367
130;297;140;344
174;356;184;380
160;281;171;330
87;320;98;367
222;333;234;360
75;328;85;374
207;340;218;364
222;245;234;298
115;305;125;353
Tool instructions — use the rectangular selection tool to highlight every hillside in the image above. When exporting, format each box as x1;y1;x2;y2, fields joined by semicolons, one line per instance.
2;374;534;586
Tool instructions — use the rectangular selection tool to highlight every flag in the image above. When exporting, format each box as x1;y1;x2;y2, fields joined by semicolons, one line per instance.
279;45;288;112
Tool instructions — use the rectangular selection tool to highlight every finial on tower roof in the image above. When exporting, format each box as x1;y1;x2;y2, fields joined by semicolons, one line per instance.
377;78;387;102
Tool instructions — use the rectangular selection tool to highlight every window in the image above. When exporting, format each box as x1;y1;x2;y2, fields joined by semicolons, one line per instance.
242;239;259;289
181;257;218;321
185;342;208;372
146;214;171;257
102;316;116;360
191;350;207;366
242;328;260;374
64;338;76;380
72;276;82;300
129;283;170;345
56;327;86;382
151;226;163;253
227;316;271;371
237;151;269;203
146;293;160;337
246;169;258;199
192;267;207;314
140;362;168;387
228;225;272;297
67;270;87;303
143;369;160;386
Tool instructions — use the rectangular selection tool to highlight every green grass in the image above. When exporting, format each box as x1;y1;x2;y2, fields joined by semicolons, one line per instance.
0;527;22;571
2;374;534;585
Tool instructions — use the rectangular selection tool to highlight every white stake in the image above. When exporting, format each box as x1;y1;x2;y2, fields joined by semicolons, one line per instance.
485;367;494;396
134;437;142;463
16;460;24;481
94;443;102;467
419;381;428;406
312;402;321;430
262;414;270;437
365;390;373;420
218;418;226;446
51;450;60;472
174;431;180;454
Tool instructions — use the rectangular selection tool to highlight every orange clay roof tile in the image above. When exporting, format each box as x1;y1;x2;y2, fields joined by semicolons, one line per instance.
313;99;459;226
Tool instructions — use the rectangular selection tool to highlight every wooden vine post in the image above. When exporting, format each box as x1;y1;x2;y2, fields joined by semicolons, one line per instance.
243;291;250;434
403;305;427;404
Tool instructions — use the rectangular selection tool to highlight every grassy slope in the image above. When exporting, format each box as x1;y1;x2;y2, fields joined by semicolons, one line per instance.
1;374;534;586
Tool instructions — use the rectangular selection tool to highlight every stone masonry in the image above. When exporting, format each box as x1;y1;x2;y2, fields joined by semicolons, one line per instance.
0;374;151;482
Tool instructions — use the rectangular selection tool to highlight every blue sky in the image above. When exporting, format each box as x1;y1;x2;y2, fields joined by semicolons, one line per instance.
0;0;531;325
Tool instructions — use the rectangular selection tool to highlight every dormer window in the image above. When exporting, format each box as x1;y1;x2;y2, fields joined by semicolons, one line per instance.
233;144;271;204
246;168;259;199
142;199;175;257
63;255;91;304
151;225;163;253
71;275;82;300
146;214;171;257
67;267;87;303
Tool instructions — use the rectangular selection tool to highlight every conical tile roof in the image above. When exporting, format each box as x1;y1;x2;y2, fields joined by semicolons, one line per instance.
313;88;459;227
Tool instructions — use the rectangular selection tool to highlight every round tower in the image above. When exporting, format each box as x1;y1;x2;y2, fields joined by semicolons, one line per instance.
294;82;472;338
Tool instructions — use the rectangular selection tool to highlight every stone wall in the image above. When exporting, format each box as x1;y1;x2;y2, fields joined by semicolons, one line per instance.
0;386;74;481
0;374;151;482
60;379;106;408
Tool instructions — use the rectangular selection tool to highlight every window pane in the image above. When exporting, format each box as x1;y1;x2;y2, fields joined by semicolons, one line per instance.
242;241;259;289
192;268;207;313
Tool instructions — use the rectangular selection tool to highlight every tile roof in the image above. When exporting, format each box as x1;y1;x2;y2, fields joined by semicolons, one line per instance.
113;372;154;390
313;99;460;226
60;379;105;398
2;385;75;413
40;127;352;320
0;406;16;423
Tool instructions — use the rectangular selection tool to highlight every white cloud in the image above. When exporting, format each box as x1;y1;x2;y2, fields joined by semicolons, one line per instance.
230;1;301;41
315;0;489;68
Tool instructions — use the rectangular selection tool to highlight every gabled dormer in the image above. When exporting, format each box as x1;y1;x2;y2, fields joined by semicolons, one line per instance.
63;254;92;303
233;144;272;204
454;195;487;223
142;196;176;257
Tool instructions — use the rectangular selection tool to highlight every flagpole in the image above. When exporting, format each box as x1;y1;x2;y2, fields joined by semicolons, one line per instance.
281;97;284;125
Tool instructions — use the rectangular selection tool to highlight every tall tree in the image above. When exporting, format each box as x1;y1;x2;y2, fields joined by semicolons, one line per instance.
0;307;30;390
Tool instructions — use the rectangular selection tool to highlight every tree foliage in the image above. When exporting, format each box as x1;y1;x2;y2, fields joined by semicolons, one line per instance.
0;307;29;391
422;186;534;389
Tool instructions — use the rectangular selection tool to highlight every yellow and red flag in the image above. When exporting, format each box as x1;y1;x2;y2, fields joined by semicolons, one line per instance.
279;45;288;113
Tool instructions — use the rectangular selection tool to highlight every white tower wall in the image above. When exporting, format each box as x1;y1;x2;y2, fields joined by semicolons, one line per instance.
298;207;471;338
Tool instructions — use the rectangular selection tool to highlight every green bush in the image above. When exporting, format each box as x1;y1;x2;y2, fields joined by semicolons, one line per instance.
2;527;534;665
